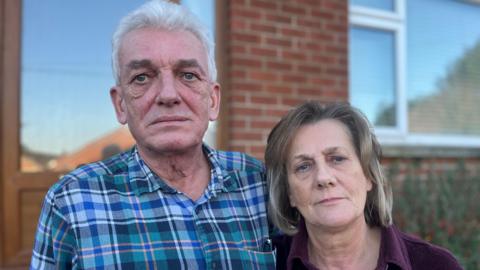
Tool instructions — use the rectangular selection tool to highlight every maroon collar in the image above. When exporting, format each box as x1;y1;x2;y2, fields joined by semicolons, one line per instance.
286;219;318;270
376;225;412;270
286;222;411;270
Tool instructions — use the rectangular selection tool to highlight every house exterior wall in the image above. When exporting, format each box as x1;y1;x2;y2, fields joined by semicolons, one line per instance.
220;0;480;173
222;0;349;159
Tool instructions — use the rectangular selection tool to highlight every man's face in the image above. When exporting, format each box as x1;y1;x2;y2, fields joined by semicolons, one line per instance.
110;28;220;155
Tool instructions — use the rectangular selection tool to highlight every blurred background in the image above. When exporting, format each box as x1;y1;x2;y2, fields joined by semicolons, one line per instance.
0;0;478;268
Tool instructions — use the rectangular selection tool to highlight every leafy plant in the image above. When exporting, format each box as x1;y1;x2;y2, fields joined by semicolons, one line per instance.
390;161;480;270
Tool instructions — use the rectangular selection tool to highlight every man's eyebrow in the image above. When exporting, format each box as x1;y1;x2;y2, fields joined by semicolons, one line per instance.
126;59;154;70
173;59;206;75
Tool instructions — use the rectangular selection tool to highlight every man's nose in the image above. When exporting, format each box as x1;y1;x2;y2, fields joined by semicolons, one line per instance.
154;73;181;106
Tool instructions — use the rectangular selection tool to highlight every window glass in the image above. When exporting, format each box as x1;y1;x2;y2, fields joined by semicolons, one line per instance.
407;0;480;135
20;0;216;172
350;26;396;127
350;0;395;11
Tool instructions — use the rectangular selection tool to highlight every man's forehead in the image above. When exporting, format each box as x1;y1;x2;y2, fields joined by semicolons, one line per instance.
125;58;206;75
119;28;208;68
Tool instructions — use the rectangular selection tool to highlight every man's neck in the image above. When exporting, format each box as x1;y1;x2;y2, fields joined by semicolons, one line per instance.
138;144;211;200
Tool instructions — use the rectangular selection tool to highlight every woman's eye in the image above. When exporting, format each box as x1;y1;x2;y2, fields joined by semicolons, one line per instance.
295;163;312;173
330;156;346;164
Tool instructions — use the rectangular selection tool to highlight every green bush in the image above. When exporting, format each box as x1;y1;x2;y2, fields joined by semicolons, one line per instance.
390;161;480;270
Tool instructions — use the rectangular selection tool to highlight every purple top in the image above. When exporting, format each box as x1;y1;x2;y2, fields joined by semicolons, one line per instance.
273;220;463;270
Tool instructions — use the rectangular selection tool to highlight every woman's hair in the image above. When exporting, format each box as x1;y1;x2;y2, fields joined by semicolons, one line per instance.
265;101;392;235
111;0;216;84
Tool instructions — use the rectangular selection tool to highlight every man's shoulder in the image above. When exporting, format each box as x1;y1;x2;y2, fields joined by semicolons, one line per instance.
212;149;264;173
47;150;133;197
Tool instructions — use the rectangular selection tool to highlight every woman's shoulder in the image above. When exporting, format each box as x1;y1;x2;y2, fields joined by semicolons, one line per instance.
389;226;463;269
272;234;293;270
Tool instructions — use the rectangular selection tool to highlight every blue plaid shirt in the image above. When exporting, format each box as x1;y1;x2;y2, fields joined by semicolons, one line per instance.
31;145;275;269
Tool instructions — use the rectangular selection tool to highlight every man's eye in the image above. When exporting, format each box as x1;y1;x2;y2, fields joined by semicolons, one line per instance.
133;74;148;84
181;72;198;81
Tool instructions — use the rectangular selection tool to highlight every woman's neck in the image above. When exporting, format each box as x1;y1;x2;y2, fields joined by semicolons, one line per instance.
306;220;381;270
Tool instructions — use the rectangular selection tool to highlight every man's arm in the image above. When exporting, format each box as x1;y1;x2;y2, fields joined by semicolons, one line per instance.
31;190;76;269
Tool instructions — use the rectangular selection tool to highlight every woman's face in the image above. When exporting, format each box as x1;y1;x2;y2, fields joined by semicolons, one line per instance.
286;119;372;231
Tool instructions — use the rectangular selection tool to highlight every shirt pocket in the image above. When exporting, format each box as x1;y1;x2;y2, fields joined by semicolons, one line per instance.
235;248;276;270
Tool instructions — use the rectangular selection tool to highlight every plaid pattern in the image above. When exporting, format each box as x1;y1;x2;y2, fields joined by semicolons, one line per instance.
31;145;275;270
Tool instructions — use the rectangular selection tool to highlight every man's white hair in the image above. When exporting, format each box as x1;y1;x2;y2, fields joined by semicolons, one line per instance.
111;0;216;84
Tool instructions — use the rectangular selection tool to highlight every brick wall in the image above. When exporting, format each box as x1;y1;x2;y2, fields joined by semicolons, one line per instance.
221;0;349;159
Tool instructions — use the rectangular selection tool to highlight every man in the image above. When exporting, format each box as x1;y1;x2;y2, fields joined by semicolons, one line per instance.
31;1;274;269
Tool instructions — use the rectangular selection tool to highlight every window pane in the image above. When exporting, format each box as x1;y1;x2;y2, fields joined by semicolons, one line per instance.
407;0;480;135
350;27;396;127
20;0;144;172
350;0;395;11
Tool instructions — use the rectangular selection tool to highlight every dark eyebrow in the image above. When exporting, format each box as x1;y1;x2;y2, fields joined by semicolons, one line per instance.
291;147;341;161
126;59;154;70
173;59;206;76
321;147;340;155
291;154;314;162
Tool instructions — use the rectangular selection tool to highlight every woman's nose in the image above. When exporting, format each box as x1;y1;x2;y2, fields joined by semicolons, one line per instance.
315;164;336;188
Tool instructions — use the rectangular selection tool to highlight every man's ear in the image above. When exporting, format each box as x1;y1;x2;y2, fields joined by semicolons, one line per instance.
208;83;221;121
110;86;127;125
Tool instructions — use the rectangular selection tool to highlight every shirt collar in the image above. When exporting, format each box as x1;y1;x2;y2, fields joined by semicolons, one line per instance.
377;225;412;270
286;219;318;270
286;222;413;270
128;144;238;196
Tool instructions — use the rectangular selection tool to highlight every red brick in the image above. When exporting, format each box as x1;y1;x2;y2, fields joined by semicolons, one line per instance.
282;51;307;61
281;27;307;38
232;107;263;116
250;23;277;34
251;47;278;57
232;8;262;19
281;4;307;16
251;0;278;10
232;58;263;68
249;71;278;81
232;33;261;43
282;74;307;83
231;132;263;141
265;85;292;94
251;96;278;105
265;14;292;24
266;61;293;71
232;82;263;92
251;120;278;129
266;37;292;47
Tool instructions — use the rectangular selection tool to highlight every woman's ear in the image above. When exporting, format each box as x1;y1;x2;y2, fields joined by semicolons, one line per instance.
110;86;127;125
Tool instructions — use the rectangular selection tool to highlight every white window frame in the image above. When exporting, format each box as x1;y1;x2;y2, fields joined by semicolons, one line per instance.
349;0;480;148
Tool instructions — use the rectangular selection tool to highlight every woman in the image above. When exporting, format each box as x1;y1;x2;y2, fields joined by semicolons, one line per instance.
266;102;462;270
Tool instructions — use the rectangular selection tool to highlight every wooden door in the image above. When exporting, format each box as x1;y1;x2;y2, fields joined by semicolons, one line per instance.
0;1;61;268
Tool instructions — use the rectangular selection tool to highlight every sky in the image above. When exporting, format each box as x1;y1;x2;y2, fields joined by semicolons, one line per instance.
21;0;214;156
